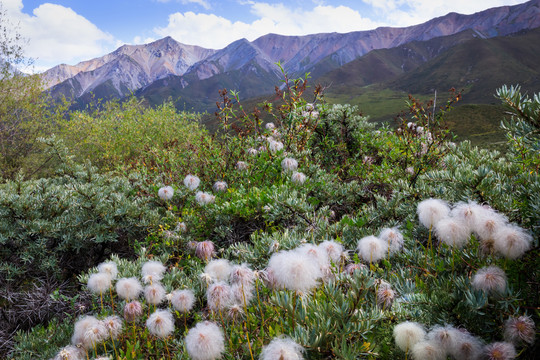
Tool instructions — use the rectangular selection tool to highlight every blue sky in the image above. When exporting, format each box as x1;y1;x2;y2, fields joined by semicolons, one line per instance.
2;0;528;71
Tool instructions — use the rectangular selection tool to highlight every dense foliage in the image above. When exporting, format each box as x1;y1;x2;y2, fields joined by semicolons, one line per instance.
0;63;538;359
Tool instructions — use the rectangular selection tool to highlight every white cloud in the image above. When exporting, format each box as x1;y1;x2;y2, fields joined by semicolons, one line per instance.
154;2;383;49
154;0;211;9
2;0;117;69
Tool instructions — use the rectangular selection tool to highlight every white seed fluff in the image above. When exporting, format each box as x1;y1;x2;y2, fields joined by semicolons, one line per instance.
393;321;426;352
434;217;470;248
281;157;298;172
185;321;225;360
171;289;195;313
260;336;304;360
146;309;174;338
116;277;143;301
184;175;201;191
158;186;174;201
493;224;532;259
268;250;322;293
87;272;112;294
417;198;450;229
204;259;233;282
378;227;404;253
97;261;118;279
144;283;166;305
472;265;507;295
357;235;388;263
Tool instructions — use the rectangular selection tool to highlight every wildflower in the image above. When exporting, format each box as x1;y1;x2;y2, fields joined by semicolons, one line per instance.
268;139;284;153
291;171;306;185
87;272;112;294
281;157;298;172
144;283;166;305
116;277;142;301
97;261;118;279
235;161;248;171
503;315;535;345
448;331;483;360
318;240;344;264
260;336;304;360
142;260;166;283
204;259;233;282
411;340;446;360
247;147;258;156
472;206;507;241
146;309;174;338
434;217;470;248
230;263;255;287
268;250;322;293
176;222;187;233
83;320;108;348
393;321;426;352
123;300;143;322
427;325;460;353
378;227;404;253
344;263;367;275
213;181;228;192
417;198;450;229
196;240;215;261
232;282;254;306
295;244;330;274
483;342;517;360
357;236;388;263
171;289;195;313
265;122;275;130
227;303;244;321
207;282;233;311
53;345;85;360
158;186;174;201
185;321;225;360
195;191;215;205
377;285;395;309
451;201;482;229
471;266;507;295
184;175;201;191
493;224;532;259
71;315;99;348
103;315;123;339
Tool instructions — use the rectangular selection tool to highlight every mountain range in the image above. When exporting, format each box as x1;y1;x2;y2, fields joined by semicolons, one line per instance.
43;0;540;115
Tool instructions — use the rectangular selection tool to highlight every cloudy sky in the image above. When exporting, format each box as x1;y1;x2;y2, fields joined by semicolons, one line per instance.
1;0;528;72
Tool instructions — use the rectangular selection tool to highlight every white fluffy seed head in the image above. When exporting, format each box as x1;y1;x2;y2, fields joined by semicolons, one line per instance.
195;191;216;206
268;139;284;153
281;157;298;172
472;206;507;241
230;263;255;287
472;266;507;295
450;201;482;229
377;286;395;309
146;309;174;339
184;175;201;191
448;331;483;360
295;244;330;273
493;225;532;259
236;161;248;171
504;315;536;345
116;277;143;301
291;171;307;185
357;236;388;263
123;300;143;322
379;227;404;253
247;148;258;156
103;315;123;340
158;186;174;201
196;241;215;261
204;259;233;282
53;345;85;360
265;122;275;130
427;325;460;354
231;282;254;305
71;315;100;349
393;321;426;352
260;336;304;360
87;272;112;294
213;181;228;192
97;261;118;279
144;283;166;305
434;217;471;248
142;260;166;279
185;321;225;360
171;289;196;313
411;340;446;360
417;198;450;229
268;250;322;293
206;282;233;311
318;240;344;264
483;341;517;360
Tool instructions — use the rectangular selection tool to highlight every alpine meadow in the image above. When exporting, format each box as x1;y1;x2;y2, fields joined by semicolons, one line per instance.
0;1;538;360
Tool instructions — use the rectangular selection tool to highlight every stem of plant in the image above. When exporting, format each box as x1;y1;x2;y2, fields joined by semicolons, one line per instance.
244;322;255;360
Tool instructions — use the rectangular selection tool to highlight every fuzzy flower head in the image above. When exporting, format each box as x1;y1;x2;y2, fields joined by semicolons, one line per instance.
123;300;143;322
53;345;85;360
504;315;535;345
393;321;426;352
448;331;483;360
318;240;344;264
260;336;304;360
281;157;298;172
144;283;166;305
207;282;233;311
268;250;322;293
235;161;248;171
184;175;201;191
291;171;307;185
411;340;446;360
185;321;225;360
141;260;166;283
493;224;532;259
204;259;233;282
483;341;517;360
472;206;507;241
83;320;108;348
450;201;482;229
213;181;228;192
295;244;330;275
171;289;195;313
417;198;450;229
344;263;367;275
146;309;174;339
196;240;215;261
426;325;460;354
158;186;174;201
472;265;507;295
247;148;258;156
116;277;143;301
71;315;99;349
265;122;275;130
379;227;404;253
268;139;284;153
103;315;123;340
97;261;118;279
87;272;112;294
434;217;471;248
230;263;255;287
376;283;395;310
357;235;388;264
196;191;216;206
